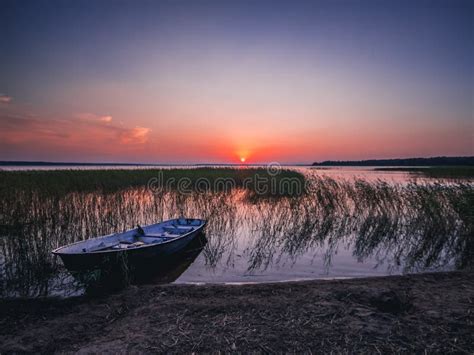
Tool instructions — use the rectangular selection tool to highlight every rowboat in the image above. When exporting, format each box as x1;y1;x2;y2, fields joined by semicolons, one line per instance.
52;218;206;273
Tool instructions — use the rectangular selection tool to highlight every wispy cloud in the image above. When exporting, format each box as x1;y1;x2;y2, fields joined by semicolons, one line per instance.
120;126;151;144
0;110;151;159
99;115;113;123
76;113;113;123
0;94;12;104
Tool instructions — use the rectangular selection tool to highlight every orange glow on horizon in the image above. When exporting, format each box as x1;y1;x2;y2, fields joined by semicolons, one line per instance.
0;106;471;163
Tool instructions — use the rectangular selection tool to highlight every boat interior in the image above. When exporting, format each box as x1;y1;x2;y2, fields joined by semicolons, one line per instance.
57;218;204;254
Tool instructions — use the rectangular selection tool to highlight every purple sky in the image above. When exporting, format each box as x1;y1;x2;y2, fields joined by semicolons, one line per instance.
1;0;472;163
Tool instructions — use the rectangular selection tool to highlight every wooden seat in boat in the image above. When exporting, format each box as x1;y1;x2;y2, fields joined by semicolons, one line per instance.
163;226;194;234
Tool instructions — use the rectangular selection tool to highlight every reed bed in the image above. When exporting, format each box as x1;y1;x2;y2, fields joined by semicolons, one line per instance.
0;170;472;297
0;168;305;196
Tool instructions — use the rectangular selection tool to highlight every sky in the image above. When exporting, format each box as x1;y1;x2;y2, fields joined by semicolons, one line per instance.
0;0;472;164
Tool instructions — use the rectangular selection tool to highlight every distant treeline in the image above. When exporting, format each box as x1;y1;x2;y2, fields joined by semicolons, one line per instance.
312;156;474;167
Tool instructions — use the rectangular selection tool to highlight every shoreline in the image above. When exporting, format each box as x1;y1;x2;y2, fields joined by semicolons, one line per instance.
1;271;473;353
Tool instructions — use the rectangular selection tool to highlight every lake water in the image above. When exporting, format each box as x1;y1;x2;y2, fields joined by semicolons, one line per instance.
0;166;471;297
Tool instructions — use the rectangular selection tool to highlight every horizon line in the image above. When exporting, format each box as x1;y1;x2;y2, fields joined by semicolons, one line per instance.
1;155;473;167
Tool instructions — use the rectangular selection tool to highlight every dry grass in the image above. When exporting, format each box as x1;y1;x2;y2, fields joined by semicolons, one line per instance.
0;271;473;353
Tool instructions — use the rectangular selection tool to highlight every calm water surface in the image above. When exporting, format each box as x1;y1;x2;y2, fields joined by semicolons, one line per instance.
0;167;471;297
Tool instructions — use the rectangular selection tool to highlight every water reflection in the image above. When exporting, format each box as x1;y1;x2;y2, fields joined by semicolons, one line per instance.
0;173;472;297
72;232;208;295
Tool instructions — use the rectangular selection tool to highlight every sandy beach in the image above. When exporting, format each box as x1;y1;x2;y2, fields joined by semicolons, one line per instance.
1;271;473;353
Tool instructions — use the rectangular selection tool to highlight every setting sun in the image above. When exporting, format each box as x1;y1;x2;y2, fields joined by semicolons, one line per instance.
240;157;246;163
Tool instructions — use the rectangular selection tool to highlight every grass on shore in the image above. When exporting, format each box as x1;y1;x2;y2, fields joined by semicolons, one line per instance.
1;271;473;353
0;168;306;197
374;166;474;179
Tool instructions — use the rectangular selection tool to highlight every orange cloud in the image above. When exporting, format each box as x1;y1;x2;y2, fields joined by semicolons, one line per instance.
119;126;151;144
99;115;113;123
0;111;151;161
76;112;113;123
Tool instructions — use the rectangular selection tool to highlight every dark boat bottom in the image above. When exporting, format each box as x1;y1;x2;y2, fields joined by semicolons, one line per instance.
71;232;207;295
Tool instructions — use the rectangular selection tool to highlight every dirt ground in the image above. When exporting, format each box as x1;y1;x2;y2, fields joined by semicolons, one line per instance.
1;271;473;353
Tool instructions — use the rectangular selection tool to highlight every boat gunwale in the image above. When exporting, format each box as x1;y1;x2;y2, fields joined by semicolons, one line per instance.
51;219;206;256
